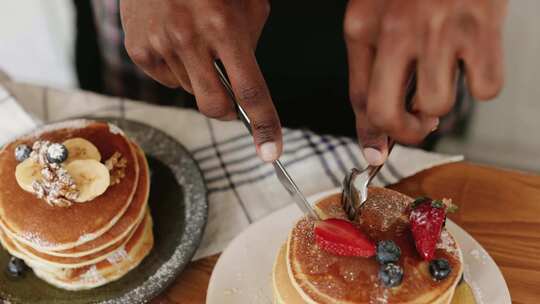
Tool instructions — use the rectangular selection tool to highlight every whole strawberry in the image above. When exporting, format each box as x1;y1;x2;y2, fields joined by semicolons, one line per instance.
410;198;456;260
314;218;376;257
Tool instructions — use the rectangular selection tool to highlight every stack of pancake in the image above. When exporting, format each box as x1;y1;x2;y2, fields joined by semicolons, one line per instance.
0;119;153;290
273;188;464;304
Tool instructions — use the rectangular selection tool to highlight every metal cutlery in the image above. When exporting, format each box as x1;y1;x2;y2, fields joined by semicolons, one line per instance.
341;73;417;221
214;61;320;220
342;65;465;221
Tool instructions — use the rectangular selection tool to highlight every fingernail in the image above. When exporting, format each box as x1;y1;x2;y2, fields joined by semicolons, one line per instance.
429;117;440;132
363;147;385;166
259;141;278;162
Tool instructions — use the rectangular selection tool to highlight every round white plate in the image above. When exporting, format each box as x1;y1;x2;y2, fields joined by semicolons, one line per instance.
207;189;511;304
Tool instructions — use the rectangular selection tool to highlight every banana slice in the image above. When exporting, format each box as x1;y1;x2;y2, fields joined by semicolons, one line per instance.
66;159;110;203
63;138;101;163
451;281;476;304
15;159;42;192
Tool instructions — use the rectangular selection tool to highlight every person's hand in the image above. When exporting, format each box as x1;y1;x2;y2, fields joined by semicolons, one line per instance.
120;0;282;162
344;0;507;165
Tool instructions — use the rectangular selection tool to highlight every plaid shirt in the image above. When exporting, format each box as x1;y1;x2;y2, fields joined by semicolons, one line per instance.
90;0;471;143
91;0;194;107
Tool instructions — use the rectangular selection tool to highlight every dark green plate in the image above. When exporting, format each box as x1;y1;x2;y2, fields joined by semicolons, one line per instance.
0;118;208;303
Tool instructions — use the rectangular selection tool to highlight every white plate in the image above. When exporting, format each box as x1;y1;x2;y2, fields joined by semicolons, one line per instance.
207;189;511;304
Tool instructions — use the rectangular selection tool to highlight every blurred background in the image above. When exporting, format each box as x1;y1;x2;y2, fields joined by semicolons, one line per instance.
0;0;538;172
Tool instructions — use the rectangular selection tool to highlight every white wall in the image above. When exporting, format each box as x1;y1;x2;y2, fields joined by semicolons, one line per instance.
0;0;77;88
437;0;540;172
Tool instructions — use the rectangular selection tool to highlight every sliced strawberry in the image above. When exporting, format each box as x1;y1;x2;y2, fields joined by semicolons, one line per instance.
410;200;446;261
314;218;376;257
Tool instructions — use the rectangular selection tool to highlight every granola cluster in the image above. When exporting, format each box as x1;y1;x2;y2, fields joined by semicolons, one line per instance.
29;141;79;207
105;152;128;186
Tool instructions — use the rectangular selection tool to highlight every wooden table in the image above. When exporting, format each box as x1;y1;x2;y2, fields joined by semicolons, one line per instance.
152;162;540;304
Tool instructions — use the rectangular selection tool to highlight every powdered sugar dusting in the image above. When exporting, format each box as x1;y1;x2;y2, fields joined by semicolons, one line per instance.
368;281;388;304
470;281;485;304
108;123;124;135
463;263;485;304
20;231;57;248
80;265;105;285
223;287;241;296
358;188;411;236
106;246;129;264
469;249;488;265
410;211;428;225
436;230;459;257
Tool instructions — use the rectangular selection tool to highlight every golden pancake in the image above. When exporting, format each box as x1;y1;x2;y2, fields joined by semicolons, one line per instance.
283;188;463;304
273;245;306;304
31;141;150;258
0;120;139;251
31;211;153;290
273;241;459;304
0;211;141;269
0;142;148;267
0;141;149;262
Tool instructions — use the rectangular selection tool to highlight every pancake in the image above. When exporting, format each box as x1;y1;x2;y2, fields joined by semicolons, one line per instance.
281;188;463;304
273;241;459;304
0;141;149;261
0;141;149;267
31;211;154;290
31;141;149;258
0;120;140;251
273;245;306;304
0;209;143;269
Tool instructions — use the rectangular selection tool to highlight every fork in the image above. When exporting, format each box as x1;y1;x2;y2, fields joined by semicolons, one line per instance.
342;65;465;221
341;73;416;221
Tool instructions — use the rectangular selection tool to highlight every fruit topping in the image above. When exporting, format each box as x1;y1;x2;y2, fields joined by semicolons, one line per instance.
410;197;457;261
6;256;27;277
14;144;32;162
429;258;452;280
314;218;376;257
376;240;401;265
66;159;111;203
63;137;101;163
15;158;43;192
46;143;68;164
378;263;403;287
452;278;476;304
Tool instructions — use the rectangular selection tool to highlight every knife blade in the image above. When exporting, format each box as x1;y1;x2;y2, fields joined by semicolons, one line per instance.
213;61;320;220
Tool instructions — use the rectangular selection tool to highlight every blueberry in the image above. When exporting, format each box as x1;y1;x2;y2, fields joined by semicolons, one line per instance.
378;263;403;287
376;240;401;265
46;143;68;163
6;256;27;277
14;144;32;162
429;258;452;281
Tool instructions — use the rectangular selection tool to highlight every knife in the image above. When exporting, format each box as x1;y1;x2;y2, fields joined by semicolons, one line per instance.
213;61;320;220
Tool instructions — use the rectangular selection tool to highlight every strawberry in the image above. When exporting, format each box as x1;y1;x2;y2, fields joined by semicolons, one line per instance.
314;218;376;257
410;200;447;261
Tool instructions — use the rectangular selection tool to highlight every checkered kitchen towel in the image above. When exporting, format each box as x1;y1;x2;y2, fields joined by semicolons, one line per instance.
0;83;463;259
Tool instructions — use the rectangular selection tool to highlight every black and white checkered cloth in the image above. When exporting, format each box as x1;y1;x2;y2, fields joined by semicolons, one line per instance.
0;83;462;259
